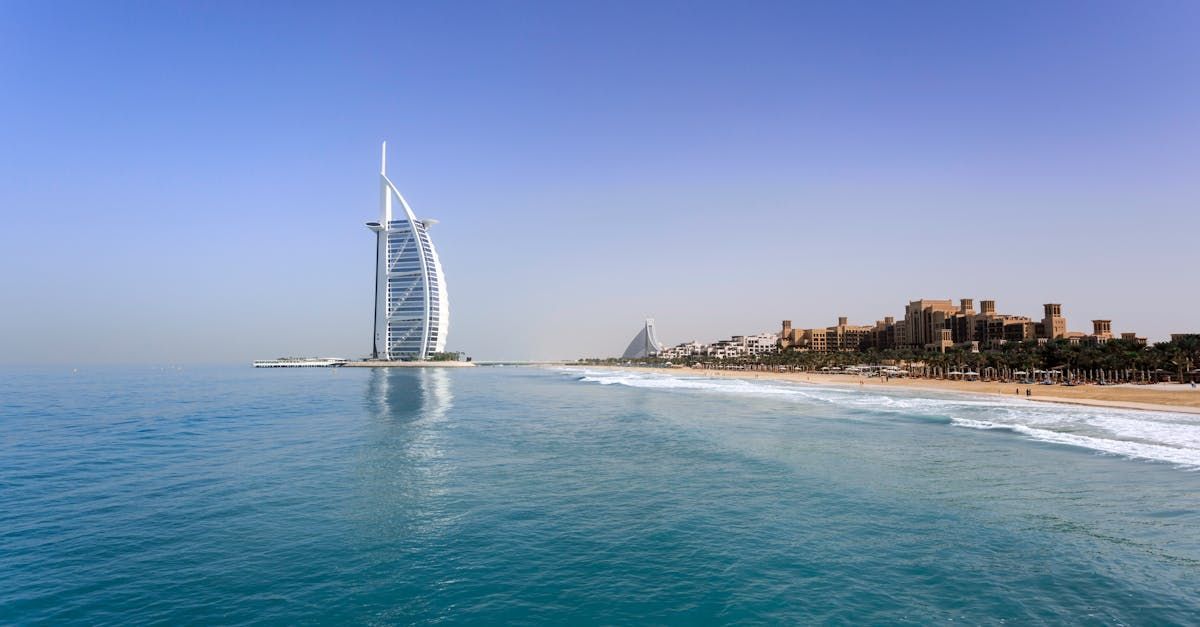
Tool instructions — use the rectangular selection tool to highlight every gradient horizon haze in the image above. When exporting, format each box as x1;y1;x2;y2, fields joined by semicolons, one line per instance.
2;1;1198;363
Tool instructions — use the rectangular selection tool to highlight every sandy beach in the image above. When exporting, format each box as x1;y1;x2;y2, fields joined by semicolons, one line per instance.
597;366;1200;415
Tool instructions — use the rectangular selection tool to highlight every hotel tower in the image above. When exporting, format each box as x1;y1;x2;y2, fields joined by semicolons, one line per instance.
365;142;449;360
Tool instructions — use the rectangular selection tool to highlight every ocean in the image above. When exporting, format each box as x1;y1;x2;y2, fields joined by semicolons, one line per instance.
2;365;1199;624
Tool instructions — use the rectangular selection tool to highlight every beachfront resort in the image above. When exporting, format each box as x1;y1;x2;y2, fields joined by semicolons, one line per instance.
637;298;1198;386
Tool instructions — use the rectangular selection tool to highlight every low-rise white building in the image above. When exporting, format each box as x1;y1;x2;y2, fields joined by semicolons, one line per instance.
655;332;779;360
658;341;707;360
743;333;779;355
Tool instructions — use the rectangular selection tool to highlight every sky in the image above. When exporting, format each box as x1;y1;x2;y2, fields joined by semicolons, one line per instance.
1;1;1198;363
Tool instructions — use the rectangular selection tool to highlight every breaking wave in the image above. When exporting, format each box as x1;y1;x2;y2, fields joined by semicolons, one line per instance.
559;368;1200;469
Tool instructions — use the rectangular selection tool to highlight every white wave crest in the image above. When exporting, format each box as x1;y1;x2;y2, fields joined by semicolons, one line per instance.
558;367;1200;468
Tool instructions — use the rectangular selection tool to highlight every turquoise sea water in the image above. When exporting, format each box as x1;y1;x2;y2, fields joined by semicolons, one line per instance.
2;365;1199;624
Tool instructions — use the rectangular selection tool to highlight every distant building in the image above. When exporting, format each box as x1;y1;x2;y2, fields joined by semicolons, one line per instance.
657;341;706;360
744;333;779;355
366;142;449;360
864;317;899;351
903;300;958;349
1039;303;1067;340
779;317;875;353
779;320;801;349
931;328;954;353
622;318;665;359
707;333;777;359
1086;320;1113;344
902;299;1057;351
780;298;1143;354
658;332;777;360
1121;332;1147;346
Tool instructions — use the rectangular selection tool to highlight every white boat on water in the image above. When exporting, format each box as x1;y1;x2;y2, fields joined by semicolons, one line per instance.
253;358;348;368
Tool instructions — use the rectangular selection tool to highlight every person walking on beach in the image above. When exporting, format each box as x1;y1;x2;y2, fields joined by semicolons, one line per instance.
1026;388;1032;397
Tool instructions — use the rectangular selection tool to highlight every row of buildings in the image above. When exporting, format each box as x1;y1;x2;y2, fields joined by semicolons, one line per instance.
656;333;779;360
634;300;1193;361
779;299;1146;354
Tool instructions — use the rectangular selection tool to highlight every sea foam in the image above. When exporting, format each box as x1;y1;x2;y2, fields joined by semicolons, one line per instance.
562;368;1200;469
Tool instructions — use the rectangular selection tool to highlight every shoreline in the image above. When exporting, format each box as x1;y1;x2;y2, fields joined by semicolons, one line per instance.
578;365;1200;415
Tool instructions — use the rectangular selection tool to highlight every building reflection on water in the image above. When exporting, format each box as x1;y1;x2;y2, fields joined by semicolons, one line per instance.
356;367;457;542
364;367;454;423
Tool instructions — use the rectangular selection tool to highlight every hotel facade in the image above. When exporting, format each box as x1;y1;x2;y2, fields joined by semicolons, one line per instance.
366;143;449;360
779;300;1145;354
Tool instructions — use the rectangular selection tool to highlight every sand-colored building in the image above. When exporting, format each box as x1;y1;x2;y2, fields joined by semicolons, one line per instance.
1040;303;1067;340
1122;332;1148;346
902;299;958;348
781;299;1142;354
899;298;1037;351
779;317;875;353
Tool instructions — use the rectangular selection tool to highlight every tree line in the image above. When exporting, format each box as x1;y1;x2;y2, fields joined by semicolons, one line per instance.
586;335;1200;383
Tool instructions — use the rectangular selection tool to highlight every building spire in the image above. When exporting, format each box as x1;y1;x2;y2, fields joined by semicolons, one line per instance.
380;140;387;176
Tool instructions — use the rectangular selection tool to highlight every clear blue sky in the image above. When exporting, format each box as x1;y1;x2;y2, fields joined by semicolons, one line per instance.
2;1;1197;363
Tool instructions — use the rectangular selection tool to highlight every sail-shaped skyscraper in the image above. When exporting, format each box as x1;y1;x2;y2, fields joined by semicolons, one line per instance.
621;319;664;359
366;142;449;360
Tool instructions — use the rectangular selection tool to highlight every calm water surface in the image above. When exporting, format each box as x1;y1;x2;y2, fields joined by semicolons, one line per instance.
2;365;1199;624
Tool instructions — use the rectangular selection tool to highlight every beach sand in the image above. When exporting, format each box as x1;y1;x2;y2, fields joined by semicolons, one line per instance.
601;366;1200;415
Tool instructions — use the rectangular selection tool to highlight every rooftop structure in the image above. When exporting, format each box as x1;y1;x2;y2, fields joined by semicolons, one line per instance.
1042;303;1067;340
